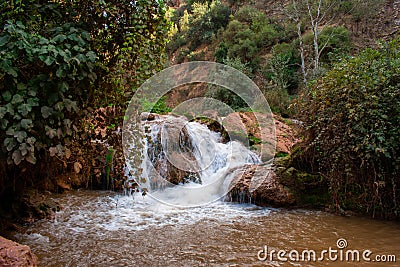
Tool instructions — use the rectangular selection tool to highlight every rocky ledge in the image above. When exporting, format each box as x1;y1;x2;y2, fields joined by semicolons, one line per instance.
0;236;38;267
227;164;295;207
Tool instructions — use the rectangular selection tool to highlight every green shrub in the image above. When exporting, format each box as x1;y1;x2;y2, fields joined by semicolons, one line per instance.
186;1;230;48
303;26;351;65
166;33;187;53
0;1;168;172
295;37;400;219
222;20;247;44
264;43;300;94
228;39;258;63
263;85;292;116
205;57;252;110
214;42;228;63
234;6;259;24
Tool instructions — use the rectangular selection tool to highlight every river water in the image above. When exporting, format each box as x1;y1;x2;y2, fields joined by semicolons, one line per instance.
10;116;400;266
10;190;400;267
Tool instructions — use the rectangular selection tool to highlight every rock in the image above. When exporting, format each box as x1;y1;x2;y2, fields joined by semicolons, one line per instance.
227;164;295;207
144;116;201;188
223;112;300;161
18;190;61;223
0;236;38;267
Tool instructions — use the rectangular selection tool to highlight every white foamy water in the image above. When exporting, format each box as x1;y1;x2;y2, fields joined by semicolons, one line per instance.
11;190;400;267
130;115;261;207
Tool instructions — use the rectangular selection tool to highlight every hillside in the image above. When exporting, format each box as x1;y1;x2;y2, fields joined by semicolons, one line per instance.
164;0;400;115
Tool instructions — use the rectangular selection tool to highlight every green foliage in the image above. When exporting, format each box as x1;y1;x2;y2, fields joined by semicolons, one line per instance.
205;57;252;110
319;26;350;50
234;6;259;24
214;42;228;63
264;43;300;94
0;0;169;167
295;37;400;219
343;0;385;22
263;86;292;116
186;1;230;48
303;26;351;65
228;38;258;63
141;96;171;114
0;19;96;165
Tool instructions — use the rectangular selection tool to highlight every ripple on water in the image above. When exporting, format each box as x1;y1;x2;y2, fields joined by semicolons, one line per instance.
10;190;400;267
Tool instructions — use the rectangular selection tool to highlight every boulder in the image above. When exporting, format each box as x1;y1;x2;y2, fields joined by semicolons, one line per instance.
223;112;300;161
227;164;295;207
0;236;38;267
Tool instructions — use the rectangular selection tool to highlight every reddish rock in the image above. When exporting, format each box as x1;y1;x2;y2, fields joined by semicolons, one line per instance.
0;236;38;267
227;164;295;207
223;112;300;158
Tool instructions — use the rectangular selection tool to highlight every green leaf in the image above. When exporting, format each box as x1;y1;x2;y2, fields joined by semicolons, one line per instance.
58;82;69;92
44;56;55;66
39;37;49;45
11;94;24;104
28;90;37;97
86;51;97;62
5;103;14;115
17;103;32;116
0;35;10;47
41;106;53;119
21;119;33;129
12;150;22;165
6;126;15;135
14;131;27;143
56;67;66;78
17;83;27;90
6;67;18;77
1;119;8;130
27;97;39;107
52;34;67;43
2;91;12;101
0;106;6;119
4;137;16;152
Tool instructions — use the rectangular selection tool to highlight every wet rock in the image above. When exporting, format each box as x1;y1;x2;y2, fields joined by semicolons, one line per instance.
144;116;201;187
17;190;61;223
140;112;158;121
0;236;38;267
227;164;295;207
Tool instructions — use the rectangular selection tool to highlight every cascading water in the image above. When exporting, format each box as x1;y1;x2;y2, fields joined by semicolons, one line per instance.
130;114;261;207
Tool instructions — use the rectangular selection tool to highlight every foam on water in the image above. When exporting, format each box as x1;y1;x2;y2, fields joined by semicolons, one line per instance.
132;115;261;207
46;192;272;233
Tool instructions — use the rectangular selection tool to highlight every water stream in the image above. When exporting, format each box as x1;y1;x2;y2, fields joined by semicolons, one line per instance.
10;191;400;266
8;115;400;266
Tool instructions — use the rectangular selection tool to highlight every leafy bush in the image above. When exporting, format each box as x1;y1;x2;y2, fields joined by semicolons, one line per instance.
234;6;260;24
263;86;292;116
295;37;400;219
186;1;230;48
222;20;247;43
303;26;351;65
205;57;252;110
214;42;228;63
0;20;96;165
264;43;300;94
0;1;168;189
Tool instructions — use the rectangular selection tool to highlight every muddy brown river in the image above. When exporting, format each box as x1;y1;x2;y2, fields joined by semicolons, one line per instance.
7;190;400;266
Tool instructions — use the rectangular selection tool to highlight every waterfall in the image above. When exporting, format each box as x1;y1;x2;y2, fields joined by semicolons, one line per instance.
130;114;261;207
